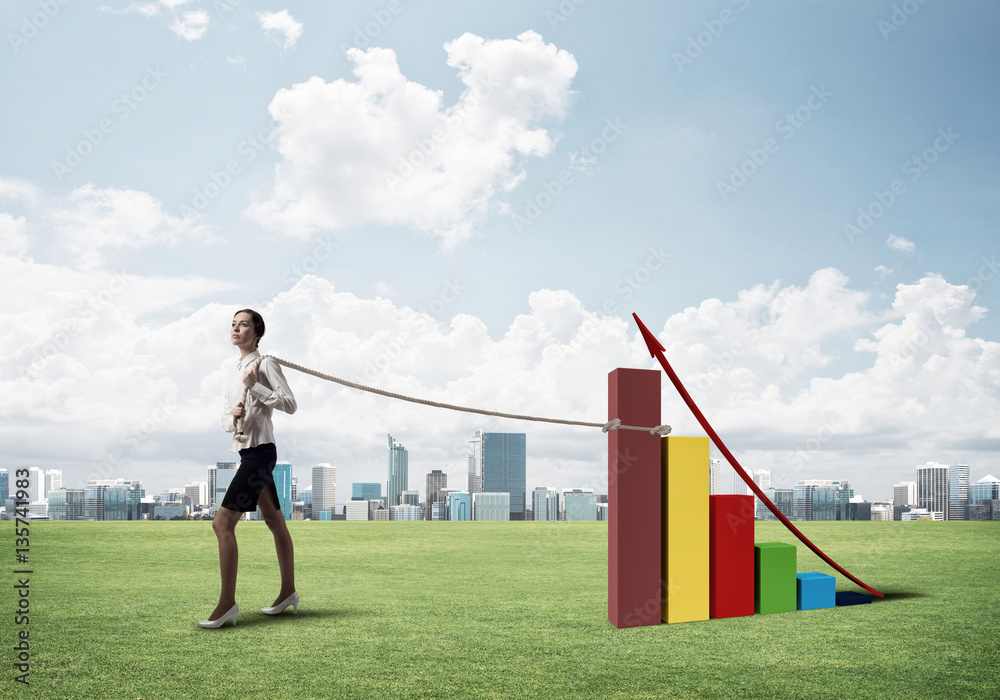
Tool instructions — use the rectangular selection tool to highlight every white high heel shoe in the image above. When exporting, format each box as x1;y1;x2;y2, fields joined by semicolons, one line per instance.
261;591;299;615
198;603;238;628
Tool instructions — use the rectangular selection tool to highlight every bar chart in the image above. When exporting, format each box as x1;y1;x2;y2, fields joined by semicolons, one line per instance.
609;368;874;629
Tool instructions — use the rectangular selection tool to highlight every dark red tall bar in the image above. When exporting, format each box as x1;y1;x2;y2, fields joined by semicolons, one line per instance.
709;495;755;619
608;368;662;628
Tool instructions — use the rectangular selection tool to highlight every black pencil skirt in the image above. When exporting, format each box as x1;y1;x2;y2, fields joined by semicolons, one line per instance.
220;442;281;514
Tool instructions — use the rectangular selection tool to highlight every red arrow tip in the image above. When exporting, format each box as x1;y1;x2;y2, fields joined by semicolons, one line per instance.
632;312;666;356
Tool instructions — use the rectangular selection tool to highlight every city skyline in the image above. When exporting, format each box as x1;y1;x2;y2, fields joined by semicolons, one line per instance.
8;458;999;522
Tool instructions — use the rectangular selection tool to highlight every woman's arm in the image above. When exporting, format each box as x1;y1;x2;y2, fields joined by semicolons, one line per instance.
248;358;297;415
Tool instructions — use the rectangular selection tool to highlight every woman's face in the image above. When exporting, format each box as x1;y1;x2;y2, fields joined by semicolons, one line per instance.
231;312;258;349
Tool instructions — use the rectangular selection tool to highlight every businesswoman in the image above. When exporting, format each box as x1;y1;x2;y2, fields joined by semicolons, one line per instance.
199;309;299;628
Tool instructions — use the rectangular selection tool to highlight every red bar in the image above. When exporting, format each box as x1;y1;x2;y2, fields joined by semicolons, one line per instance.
710;495;755;619
608;368;661;628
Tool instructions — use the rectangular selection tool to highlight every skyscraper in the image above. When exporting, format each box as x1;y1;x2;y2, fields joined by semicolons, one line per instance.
448;492;471;521
352;483;382;501
970;474;1000;504
312;463;336;517
947;465;970;521
482;432;526;520
893;481;917;507
468;429;484;494
708;459;722;495
387;434;408;513
563;488;597;521
209;462;237;508
472;492;510;521
532;487;560;521
273;462;293;520
917;462;949;519
425;470;447;520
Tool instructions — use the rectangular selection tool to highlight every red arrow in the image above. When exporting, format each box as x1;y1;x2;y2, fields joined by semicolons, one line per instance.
633;312;884;598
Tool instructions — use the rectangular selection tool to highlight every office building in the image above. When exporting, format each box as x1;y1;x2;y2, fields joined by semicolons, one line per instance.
26;468;43;502
947;465;970;521
448;492;471;521
708;459;722;496
759;488;793;521
48;488;86;520
0;469;8;503
352;483;382;502
391;504;422;520
209;462;238;508
401;490;419;506
870;502;893;521
185;482;209;510
481;432;526;520
970;474;1000;505
468;430;484;494
532;487;560;521
893;481;917;507
312;463;337;518
564;488;597;521
901;508;944;521
473;492;510;521
431;501;447;520
917;463;949;519
273;462;293;519
387;434;409;513
425;470;447;520
44;469;63;493
345;500;370;521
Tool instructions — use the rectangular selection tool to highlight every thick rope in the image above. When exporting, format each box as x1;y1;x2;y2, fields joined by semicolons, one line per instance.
233;354;671;441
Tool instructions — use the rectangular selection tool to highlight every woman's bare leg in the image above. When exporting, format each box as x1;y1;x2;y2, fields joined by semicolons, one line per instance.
258;488;295;605
210;507;242;619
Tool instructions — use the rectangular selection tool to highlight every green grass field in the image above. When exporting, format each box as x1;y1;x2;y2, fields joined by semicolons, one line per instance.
1;520;997;699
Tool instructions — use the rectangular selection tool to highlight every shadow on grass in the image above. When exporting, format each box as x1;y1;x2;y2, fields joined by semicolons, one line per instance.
191;608;360;631
874;591;929;601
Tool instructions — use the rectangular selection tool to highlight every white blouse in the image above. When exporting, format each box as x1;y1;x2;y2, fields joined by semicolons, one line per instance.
221;350;297;452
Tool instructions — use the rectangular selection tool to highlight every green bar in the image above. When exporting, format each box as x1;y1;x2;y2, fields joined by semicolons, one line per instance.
755;542;796;614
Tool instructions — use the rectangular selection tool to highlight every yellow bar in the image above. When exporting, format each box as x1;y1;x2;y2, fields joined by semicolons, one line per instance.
662;436;710;623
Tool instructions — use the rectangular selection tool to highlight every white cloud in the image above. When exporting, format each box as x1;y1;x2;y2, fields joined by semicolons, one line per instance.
104;1;209;41
886;234;915;255
0;177;41;206
0;213;30;256
4;264;998;501
875;264;893;276
257;10;303;50
46;184;221;269
247;31;578;248
169;9;210;41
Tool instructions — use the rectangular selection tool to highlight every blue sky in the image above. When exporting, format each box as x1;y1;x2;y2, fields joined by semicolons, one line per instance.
2;0;998;505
